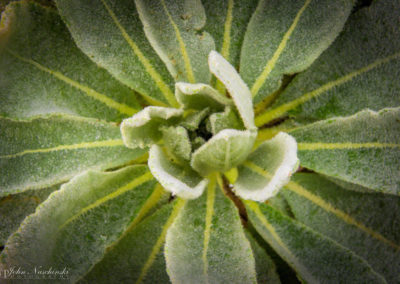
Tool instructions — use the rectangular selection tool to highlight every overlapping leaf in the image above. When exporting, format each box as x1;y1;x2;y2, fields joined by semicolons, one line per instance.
55;0;177;107
0;114;144;195
289;108;400;195
282;173;400;283
0;2;140;121
240;0;353;103
246;201;386;283
0;166;162;283
165;176;257;283
257;0;400;125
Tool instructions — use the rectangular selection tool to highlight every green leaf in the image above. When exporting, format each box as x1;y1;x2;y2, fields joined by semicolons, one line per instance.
55;0;178;107
282;173;400;283
209;51;255;130
257;0;400;125
0;184;58;246
149;145;208;199
175;82;232;111
234;132;299;202
208;106;243;135
80;200;185;284
289;108;400;195
180;108;210;131
161;125;192;162
246;201;386;283
0;165;164;282
165;176;257;283
191;129;257;176
135;0;215;84
0;2;140;121
241;0;353;104
121;106;183;149
245;232;281;284
0;114;144;196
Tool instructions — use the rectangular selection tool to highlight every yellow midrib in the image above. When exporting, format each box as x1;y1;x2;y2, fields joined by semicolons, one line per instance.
255;52;400;126
100;0;177;107
298;142;400;150
135;198;186;284
1;139;125;159
7;49;136;116
160;0;196;84
58;171;154;230
251;0;312;97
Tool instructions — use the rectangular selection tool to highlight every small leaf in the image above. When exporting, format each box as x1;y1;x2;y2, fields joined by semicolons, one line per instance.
135;0;215;84
191;129;256;176
246;201;386;283
208;106;243;135
234;132;299;202
148;145;207;199
0;165;162;283
282;173;400;283
258;0;400;125
175;82;232;111
120;106;183;149
161;125;192;162
289;108;400;195
241;0;353;103
180;108;210;131
0;114;144;196
0;184;58;246
209;51;255;130
55;0;177;107
80;200;185;284
165;175;257;283
0;2;140;121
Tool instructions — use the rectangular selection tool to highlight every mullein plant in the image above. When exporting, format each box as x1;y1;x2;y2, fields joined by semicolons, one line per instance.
0;0;399;283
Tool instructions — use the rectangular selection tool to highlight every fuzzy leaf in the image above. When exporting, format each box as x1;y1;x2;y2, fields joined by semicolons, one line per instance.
0;2;140;121
241;0;353;104
135;0;215;84
165;176;257;284
0;166;163;283
191;129;257;176
149;145;208;199
0;114;144;196
175;82;232;111
234;132;299;202
55;0;178;107
282;173;400;283
180;108;210;131
246;201;386;283
0;185;58;246
161;125;192;162
120;106;183;149
80;200;185;284
208;106;243;135
258;0;400;125
289;108;400;195
209;51;255;130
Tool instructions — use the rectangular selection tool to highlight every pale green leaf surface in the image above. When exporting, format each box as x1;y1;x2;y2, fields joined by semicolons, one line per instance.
0;114;144;196
209;51;255;130
175;82;232;111
289;108;400;195
282;173;400;283
235;132;299;202
55;0;177;107
149;145;208;199
325;175;375;194
241;0;353;103
80;200;184;284
246;201;386;283
0;165;160;283
208;106;243;135
0;2;140;122
161;125;191;162
245;232;281;284
260;0;400;125
0;184;58;246
180;108;210;131
165;176;257;284
121;106;183;149
135;0;215;84
191;129;256;176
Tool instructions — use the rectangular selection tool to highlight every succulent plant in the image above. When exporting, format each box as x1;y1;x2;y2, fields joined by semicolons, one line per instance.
0;0;399;283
